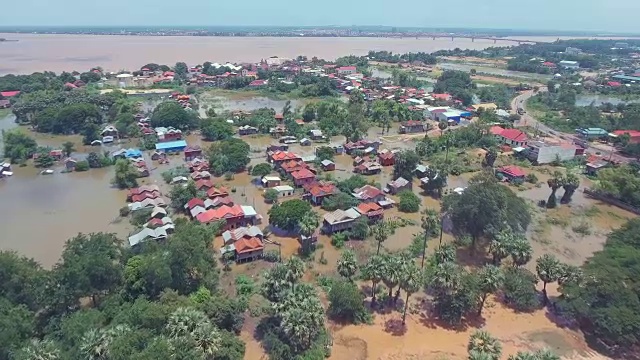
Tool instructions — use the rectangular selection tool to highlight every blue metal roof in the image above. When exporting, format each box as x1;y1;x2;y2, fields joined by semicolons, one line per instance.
155;140;187;150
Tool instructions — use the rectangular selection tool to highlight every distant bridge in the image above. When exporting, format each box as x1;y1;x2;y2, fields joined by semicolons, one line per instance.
385;34;554;44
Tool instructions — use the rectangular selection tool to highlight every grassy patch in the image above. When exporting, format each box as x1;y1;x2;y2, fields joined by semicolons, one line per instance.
0;108;12;118
571;220;592;236
546;215;569;228
581;205;602;218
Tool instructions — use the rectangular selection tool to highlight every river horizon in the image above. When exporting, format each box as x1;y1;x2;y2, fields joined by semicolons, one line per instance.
2;33;639;75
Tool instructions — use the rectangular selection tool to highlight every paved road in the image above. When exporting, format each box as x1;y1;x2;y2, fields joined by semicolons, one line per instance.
510;88;630;163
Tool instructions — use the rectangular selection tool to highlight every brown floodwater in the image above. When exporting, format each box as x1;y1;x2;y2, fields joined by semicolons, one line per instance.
0;33;607;75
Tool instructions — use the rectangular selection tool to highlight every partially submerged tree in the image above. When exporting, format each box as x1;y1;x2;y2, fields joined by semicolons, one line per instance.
337;250;358;281
535;254;561;304
546;171;564;208
467;330;502;360
560;172;580;204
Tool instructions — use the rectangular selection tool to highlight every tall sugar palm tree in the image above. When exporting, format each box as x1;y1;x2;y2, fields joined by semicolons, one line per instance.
420;208;439;268
80;329;107;360
467;330;502;360
361;254;386;306
429;261;462;295
476;265;504;316
285;256;305;284
337;250;358;281
381;253;402;304
489;231;514;265
167;307;210;339
536;254;561;304
372;221;389;256
190;321;221;357
509;236;533;267
299;211;319;254
399;261;422;325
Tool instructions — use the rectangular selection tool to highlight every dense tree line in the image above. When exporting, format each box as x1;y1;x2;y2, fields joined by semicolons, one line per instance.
367;51;437;65
0;222;248;360
433;70;476;105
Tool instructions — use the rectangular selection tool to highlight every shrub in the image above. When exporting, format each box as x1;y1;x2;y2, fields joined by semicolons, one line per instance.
398;190;420;213
264;188;279;203
525;173;538;184
75;160;90;172
119;206;131;217
264;250;280;262
331;233;348;248
502;267;539;312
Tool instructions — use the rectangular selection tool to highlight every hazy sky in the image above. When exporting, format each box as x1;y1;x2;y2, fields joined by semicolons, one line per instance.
1;0;638;33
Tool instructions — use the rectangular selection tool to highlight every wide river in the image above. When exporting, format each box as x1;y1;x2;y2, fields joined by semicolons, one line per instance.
0;33;631;75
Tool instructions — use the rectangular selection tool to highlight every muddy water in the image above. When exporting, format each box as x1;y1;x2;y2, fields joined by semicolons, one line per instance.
0;34;585;75
199;96;307;115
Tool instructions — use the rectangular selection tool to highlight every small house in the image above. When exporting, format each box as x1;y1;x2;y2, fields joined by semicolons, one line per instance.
49;149;63;161
354;161;382;175
386;177;412;195
320;159;335;171
191;171;212;181
195;179;214;191
355;202;384;223
273;185;295;198
291;168;316;187
238;125;258;136
585;160;609;176
151;151;165;161
415;164;429;178
171;176;189;185
497;165;526;183
304;181;338;205
184;145;202;161
261;176;282;188
309;129;324;140
101;125;118;137
352;185;386;204
207;186;230;199
377;150;396;166
300;138;311;146
322;208;361;234
576;128;608;140
63;158;77;171
399;120;425;134
155;140;187;153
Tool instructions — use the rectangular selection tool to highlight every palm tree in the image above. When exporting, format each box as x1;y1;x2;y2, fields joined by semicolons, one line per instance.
469;350;496;360
285;256;305;284
560;172;580;204
299;211;319;254
337;250;358;281
17;339;61;360
438;121;448;136
489;232;514;265
467;330;502;360
476;265;504;316
167;307;210;339
399;261;422;325
509;236;533;267
484;147;498;168
280;292;324;353
536;254;561;304
557;263;582;287
381;253;402;304
432;242;456;265
190;321;221;357
361;254;386;305
429;261;462;295
546;171;564;208
372;221;389;255
508;349;559;360
80;329;108;360
420;208;439;267
508;352;538;360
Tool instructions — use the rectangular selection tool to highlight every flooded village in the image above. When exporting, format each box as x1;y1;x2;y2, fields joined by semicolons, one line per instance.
2;37;640;360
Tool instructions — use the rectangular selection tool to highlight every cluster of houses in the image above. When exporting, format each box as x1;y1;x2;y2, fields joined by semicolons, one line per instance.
322;184;394;234
126;185;173;247
112;148;151;177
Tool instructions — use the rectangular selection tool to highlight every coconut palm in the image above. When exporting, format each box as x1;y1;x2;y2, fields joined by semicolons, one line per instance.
361;254;386;305
476;265;504;316
489;231;514;265
536;254;561;304
399;261;422;325
560;172;580;204
420;208;439;267
467;330;502;360
509;236;533;267
299;211;319;254
16;339;61;360
372;221;389;255
337;250;358;281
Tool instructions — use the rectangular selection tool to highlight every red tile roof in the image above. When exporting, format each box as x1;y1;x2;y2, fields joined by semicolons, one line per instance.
235;237;264;254
542;62;556;67
271;151;301;162
207;186;230;198
357;202;383;215
0;91;20;97
196;204;244;223
306;182;338;197
499;165;526;178
186;198;205;209
195;179;214;190
353;185;383;200
489;125;505;136
131;191;160;203
499;128;528;142
337;66;357;71
378;151;395;160
612;130;640;138
291;168;316;180
607;81;622;87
